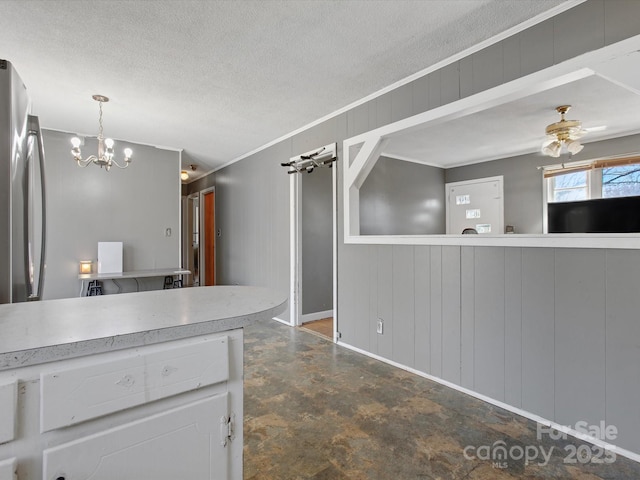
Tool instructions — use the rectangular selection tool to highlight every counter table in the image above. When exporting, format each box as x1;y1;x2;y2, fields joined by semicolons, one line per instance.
77;267;192;295
0;286;286;480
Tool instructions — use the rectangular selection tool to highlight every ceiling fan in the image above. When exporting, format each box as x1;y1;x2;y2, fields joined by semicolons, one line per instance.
541;105;586;157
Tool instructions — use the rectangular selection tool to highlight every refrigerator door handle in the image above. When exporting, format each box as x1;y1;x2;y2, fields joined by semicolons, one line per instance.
27;115;47;301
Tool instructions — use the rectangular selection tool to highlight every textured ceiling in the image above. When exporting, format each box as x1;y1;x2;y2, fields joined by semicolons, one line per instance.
0;0;571;180
383;56;640;168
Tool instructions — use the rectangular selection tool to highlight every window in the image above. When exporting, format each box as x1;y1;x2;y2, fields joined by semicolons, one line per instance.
546;156;640;203
550;171;589;202
602;165;640;198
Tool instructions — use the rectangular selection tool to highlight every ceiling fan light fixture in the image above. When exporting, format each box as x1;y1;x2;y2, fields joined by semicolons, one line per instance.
541;105;586;157
566;139;584;155
542;140;562;158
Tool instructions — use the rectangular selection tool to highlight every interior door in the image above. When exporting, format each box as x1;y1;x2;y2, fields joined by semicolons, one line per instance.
446;176;504;234
203;190;215;286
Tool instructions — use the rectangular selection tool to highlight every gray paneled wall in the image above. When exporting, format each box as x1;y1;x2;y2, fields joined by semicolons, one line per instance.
43;130;180;300
195;119;347;322
341;245;640;454
214;140;290;296
360;156;445;235
605;251;640;453
521;248;555;419
185;0;640;455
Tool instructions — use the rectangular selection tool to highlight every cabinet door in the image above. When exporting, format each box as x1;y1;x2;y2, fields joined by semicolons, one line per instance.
41;335;229;431
0;458;16;480
43;394;230;480
0;380;16;443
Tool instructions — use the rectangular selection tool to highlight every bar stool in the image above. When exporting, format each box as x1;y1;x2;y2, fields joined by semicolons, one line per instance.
172;279;183;288
163;276;174;289
87;280;103;296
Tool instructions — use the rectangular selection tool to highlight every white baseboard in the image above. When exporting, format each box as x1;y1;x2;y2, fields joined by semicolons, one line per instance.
301;310;333;324
337;340;640;465
272;316;293;326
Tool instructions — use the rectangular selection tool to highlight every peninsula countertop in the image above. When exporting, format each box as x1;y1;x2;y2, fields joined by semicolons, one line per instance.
0;286;287;371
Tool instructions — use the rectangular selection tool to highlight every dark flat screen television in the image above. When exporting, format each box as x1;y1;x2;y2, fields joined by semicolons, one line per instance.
548;195;640;233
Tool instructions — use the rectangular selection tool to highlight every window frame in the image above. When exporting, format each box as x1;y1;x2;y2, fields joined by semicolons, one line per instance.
542;154;640;233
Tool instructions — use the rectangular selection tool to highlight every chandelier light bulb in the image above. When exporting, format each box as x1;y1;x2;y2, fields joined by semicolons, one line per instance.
124;148;133;158
104;138;114;149
71;137;81;148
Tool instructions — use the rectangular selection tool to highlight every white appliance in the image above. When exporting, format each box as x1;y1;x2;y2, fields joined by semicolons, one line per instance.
98;242;123;274
0;59;47;303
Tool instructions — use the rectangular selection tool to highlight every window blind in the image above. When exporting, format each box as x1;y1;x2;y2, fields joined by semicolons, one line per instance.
542;154;640;178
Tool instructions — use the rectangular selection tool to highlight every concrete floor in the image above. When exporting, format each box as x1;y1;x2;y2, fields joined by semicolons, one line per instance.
243;320;640;479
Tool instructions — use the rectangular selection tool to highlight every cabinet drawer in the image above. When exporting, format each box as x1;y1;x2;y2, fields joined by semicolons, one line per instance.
43;394;229;480
41;335;229;432
0;380;17;444
0;457;16;480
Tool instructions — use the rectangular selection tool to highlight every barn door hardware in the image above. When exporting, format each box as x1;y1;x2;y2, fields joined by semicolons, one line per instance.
281;143;337;174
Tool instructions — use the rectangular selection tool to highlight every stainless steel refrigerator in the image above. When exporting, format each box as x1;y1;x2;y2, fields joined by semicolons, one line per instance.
0;59;47;303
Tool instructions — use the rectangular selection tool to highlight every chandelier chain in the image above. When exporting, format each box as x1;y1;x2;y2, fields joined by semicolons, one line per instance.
98;101;104;139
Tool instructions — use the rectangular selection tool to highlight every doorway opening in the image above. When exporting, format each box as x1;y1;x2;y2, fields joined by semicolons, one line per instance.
183;187;216;287
299;317;333;339
289;143;337;341
185;193;200;286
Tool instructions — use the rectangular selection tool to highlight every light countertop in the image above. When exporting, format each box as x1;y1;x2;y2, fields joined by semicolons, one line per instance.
0;286;287;371
77;268;191;280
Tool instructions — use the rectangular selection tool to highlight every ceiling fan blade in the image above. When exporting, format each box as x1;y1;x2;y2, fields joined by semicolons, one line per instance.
583;125;607;133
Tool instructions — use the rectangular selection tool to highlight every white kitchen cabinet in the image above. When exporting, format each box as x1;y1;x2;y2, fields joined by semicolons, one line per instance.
0;329;243;480
0;286;286;480
40;335;230;432
43;394;230;480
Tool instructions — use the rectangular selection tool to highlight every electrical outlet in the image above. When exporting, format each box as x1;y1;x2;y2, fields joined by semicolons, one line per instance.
165;227;172;237
376;318;384;335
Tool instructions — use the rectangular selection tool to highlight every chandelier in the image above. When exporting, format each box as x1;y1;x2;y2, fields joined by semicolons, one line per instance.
541;105;585;158
71;95;132;171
